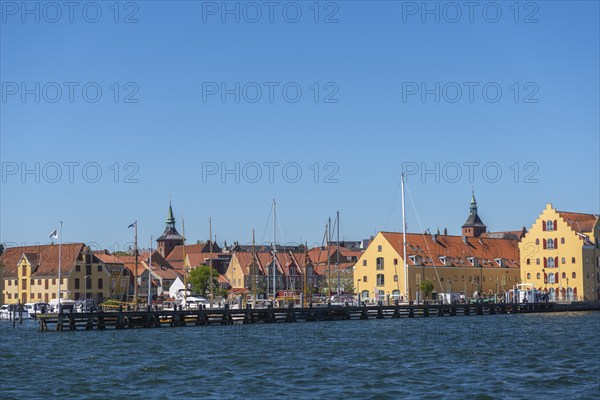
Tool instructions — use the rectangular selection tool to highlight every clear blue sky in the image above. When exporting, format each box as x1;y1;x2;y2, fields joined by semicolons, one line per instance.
1;1;599;251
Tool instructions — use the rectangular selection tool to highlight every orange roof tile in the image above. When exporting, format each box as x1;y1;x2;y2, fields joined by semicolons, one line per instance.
1;243;85;277
380;232;520;269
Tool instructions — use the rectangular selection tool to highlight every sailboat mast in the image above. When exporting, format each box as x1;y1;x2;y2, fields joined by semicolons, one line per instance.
401;173;409;302
252;228;256;301
336;210;340;296
209;217;213;307
326;218;331;296
272;199;277;303
182;217;187;306
148;235;152;308
134;221;138;305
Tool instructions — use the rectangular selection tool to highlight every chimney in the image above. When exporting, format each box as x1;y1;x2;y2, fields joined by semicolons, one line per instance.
462;236;468;244
443;227;448;236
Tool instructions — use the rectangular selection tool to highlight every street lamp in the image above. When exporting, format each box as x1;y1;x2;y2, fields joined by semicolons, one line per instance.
357;279;362;305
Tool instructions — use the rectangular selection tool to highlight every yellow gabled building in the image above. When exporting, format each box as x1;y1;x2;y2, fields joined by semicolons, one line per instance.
520;204;600;301
354;194;522;303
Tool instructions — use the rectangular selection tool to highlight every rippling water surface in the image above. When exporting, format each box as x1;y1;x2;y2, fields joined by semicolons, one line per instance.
1;312;599;399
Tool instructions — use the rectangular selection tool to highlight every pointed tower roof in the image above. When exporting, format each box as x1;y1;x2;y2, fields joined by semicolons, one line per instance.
462;191;487;229
157;202;183;242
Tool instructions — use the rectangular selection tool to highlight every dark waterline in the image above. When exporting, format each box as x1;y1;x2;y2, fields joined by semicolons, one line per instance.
1;312;599;399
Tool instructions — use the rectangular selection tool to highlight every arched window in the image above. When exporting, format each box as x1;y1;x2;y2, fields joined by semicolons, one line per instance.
572;272;576;279
526;259;530;265
376;274;385;286
562;272;566;279
572;257;576;264
376;257;384;270
535;238;540;245
546;220;554;231
561;237;565;244
561;257;566;264
536;273;541;279
548;257;555;268
527;273;531;279
536;258;540;265
361;290;369;299
377;245;382;252
547;238;554;249
548;273;555;284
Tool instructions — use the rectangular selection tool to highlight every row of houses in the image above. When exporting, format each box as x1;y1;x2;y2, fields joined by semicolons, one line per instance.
1;197;599;304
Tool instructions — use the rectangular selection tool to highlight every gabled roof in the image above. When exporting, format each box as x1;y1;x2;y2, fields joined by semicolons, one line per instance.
379;232;519;269
1;243;86;277
557;211;598;234
93;251;125;265
166;242;222;261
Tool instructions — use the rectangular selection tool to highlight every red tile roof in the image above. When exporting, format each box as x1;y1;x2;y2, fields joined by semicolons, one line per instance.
380;232;520;269
557;211;598;234
1;243;85;277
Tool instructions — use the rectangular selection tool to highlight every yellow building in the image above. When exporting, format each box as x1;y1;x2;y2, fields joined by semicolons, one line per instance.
354;232;521;302
1;243;129;304
354;195;521;302
520;204;600;301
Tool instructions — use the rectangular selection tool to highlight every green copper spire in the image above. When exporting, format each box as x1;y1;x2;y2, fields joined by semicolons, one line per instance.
470;190;477;215
166;202;175;226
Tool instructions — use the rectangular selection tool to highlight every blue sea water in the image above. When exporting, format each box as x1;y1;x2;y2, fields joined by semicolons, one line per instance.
1;312;599;399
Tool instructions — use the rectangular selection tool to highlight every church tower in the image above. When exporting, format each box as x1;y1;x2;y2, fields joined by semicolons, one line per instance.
156;202;184;258
461;191;487;237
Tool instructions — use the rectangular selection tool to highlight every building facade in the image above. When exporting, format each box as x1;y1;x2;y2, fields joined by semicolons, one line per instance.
354;196;521;302
519;204;600;301
1;243;129;304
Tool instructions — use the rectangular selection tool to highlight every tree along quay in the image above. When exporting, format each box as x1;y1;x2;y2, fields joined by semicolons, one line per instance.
36;301;600;332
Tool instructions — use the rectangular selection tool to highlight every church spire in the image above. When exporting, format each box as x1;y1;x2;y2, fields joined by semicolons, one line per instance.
470;190;478;215
166;202;175;227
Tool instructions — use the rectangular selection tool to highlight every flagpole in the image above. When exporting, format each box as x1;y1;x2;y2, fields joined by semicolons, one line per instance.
57;221;63;314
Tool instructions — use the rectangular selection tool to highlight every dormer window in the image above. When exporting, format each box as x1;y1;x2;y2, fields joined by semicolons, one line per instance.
494;258;505;267
467;257;479;267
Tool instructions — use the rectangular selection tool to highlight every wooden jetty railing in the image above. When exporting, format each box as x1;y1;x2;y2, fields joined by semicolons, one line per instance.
35;301;600;332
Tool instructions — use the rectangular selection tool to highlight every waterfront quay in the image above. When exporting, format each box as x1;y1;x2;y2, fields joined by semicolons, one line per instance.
37;301;600;332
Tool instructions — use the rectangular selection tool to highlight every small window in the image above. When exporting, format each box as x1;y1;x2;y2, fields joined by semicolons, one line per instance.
376;274;385;286
562;272;566;279
377;245;382;252
561;257;566;264
362;259;367;267
572;257;576;264
546;220;554;231
526;273;531;279
560;237;565;244
394;275;398;282
363;276;367;283
98;278;103;289
97;265;102;272
394;259;398;266
535;239;539;245
526;259;530;265
536;258;540;265
76;265;80;272
376;257;385;270
547;238;554;250
536;273;541;279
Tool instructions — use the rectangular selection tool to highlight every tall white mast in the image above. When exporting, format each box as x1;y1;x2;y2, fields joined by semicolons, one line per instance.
336;210;340;296
148;235;152;308
272;199;277;303
57;221;63;313
401;173;408;302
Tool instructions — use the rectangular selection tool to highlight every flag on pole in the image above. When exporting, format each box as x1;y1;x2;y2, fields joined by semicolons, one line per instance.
49;229;58;239
128;221;136;228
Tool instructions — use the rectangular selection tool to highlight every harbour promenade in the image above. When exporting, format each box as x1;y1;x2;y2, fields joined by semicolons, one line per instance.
36;301;600;332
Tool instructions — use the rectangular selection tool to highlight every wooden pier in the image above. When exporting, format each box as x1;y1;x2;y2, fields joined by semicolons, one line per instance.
36;301;600;332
